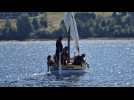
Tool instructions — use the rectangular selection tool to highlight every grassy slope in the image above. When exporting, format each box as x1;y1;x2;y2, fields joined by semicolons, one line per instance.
46;12;112;32
46;12;64;32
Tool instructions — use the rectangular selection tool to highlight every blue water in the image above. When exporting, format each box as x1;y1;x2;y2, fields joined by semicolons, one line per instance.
0;40;134;87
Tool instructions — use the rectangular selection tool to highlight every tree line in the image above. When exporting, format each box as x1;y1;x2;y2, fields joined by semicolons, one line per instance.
0;12;134;41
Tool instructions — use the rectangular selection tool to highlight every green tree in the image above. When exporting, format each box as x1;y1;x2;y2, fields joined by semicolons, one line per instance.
40;13;48;28
32;18;40;31
16;13;33;40
2;19;16;40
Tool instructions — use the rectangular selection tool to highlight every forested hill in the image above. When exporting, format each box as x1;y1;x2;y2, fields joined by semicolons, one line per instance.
0;12;134;40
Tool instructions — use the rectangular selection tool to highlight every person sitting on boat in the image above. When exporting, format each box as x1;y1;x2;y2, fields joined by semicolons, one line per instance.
61;46;69;65
73;55;81;65
47;55;55;66
81;54;86;63
55;36;63;65
73;54;86;65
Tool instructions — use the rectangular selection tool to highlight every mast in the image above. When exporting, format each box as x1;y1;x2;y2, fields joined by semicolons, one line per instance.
68;26;70;62
64;12;80;60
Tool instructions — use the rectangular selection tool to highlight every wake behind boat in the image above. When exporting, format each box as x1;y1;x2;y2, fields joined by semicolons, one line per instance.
47;12;90;76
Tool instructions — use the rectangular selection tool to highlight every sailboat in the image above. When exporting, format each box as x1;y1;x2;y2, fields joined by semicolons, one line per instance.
47;12;89;76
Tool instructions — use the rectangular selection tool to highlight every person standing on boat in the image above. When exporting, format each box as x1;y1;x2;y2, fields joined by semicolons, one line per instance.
55;36;63;66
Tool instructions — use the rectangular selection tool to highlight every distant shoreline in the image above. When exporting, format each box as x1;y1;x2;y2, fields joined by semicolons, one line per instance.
0;37;134;42
16;37;134;41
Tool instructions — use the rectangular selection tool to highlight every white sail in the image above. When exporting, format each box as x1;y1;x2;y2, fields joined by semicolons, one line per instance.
64;12;80;53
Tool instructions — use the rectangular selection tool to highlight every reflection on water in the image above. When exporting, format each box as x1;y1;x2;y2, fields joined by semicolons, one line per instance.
0;40;134;87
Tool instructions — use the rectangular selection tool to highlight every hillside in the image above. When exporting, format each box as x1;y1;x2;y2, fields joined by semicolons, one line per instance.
0;12;112;32
46;12;112;31
0;12;134;40
46;12;64;32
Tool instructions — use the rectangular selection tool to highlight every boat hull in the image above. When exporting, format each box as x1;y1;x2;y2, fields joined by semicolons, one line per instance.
48;64;88;76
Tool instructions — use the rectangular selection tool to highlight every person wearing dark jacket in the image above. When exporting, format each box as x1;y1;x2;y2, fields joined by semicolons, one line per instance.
55;36;63;65
73;54;86;65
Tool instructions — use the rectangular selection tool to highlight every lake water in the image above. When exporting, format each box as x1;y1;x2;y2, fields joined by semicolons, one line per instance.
0;39;134;87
